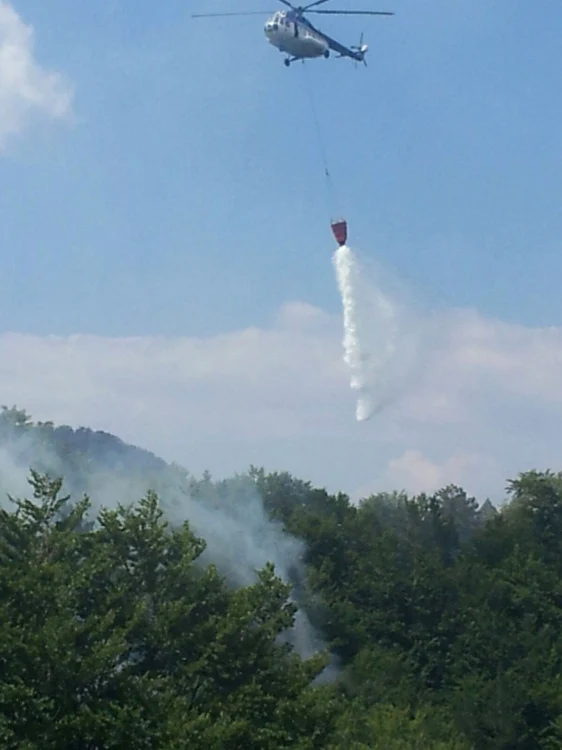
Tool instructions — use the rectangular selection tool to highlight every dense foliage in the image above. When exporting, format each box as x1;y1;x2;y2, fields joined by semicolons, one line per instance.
1;406;562;748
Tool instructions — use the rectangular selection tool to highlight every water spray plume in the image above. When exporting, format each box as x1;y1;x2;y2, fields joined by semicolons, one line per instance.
332;244;423;422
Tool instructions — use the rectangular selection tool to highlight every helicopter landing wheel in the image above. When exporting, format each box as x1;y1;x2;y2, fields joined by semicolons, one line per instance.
324;49;329;58
284;58;290;67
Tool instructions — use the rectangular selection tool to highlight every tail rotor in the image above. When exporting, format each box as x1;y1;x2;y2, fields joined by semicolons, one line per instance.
351;32;368;67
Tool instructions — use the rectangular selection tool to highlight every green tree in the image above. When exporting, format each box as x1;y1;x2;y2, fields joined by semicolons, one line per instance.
0;472;337;749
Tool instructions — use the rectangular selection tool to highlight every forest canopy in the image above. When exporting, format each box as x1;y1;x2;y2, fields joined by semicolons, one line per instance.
0;405;561;749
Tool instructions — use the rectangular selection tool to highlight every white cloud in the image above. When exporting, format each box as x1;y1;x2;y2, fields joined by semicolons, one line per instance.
1;299;562;505
379;449;499;497
0;1;73;149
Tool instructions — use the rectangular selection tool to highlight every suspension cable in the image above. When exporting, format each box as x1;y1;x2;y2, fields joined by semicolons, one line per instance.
300;62;342;218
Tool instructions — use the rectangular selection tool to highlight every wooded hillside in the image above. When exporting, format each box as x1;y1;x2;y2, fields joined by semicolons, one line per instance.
0;406;560;749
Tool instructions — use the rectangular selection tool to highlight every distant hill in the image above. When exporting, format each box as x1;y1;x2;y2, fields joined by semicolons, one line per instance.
0;404;188;504
0;405;169;474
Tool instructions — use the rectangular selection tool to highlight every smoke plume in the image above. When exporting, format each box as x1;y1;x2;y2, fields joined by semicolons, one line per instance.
0;420;332;669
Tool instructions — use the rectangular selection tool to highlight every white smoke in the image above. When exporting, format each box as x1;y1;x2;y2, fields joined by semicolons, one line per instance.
333;245;426;421
0;425;332;669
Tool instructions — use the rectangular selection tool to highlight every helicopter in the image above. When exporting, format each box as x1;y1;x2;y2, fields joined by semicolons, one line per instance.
191;0;394;67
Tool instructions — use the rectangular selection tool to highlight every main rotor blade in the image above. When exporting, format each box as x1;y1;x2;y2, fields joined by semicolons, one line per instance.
308;9;394;14
191;11;273;16
278;0;297;8
302;0;331;9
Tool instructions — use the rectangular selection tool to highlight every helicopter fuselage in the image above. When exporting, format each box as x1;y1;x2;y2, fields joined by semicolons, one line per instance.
264;11;329;60
192;1;392;68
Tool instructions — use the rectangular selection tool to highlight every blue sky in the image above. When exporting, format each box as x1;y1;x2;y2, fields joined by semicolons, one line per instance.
2;0;562;336
2;0;562;502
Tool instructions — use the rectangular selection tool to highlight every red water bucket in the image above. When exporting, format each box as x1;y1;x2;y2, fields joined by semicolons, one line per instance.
330;218;347;246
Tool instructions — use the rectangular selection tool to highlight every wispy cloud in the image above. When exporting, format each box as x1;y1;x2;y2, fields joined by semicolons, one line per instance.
0;1;73;149
2;300;562;504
